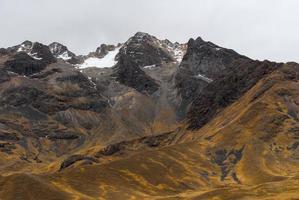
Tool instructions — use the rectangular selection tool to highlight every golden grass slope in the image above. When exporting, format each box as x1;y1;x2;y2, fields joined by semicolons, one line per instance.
1;63;299;199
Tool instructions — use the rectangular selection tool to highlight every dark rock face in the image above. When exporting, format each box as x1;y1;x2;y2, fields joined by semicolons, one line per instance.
0;69;108;118
175;69;209;119
188;59;282;130
4;52;48;75
175;37;247;120
95;130;179;158
179;37;247;79
0;82;108;115
118;32;174;68
47;132;79;140
56;72;101;92
0;86;68;114
113;54;160;95
30;42;56;63
94;44;117;58
211;146;244;182
4;42;56;76
30;122;65;138
60;155;98;170
96;143;122;157
73;100;108;113
56;72;95;91
55;72;109;112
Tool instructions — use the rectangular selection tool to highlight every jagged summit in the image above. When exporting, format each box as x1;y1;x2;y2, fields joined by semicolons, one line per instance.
77;32;186;69
135;31;150;36
128;31;162;44
3;32;187;69
174;36;248;119
49;42;75;60
93;43;121;58
118;32;186;68
17;40;34;52
7;41;56;62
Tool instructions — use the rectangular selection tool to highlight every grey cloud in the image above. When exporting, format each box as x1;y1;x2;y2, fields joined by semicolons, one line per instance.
0;0;299;62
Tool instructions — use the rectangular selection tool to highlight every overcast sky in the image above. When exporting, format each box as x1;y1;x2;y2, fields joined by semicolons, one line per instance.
0;0;298;62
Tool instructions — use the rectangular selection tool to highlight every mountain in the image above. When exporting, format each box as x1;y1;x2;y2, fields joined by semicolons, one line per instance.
48;42;80;64
0;32;299;200
175;37;247;119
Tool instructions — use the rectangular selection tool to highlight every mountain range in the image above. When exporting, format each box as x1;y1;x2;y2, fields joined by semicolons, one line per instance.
0;32;299;200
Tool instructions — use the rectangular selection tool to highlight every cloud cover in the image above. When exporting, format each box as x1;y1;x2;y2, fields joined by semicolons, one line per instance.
0;0;298;62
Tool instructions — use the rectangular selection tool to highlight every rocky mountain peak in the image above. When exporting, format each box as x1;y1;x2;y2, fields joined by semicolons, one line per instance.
117;32;187;69
48;42;76;62
194;36;205;43
19;40;33;50
175;36;248;120
132;31;155;42
8;41;56;63
181;37;247;79
49;42;68;56
75;32;186;70
91;44;118;58
3;42;56;76
30;42;56;63
15;40;33;54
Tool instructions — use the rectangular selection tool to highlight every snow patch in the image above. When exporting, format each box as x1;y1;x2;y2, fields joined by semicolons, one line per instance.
28;52;42;60
196;74;213;83
87;76;97;88
143;64;157;69
57;51;72;60
173;47;185;62
78;47;121;69
157;41;185;63
17;44;32;53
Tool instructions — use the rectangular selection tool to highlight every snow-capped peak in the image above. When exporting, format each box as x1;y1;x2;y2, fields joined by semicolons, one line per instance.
17;41;33;53
122;32;186;65
17;41;44;60
49;42;74;61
